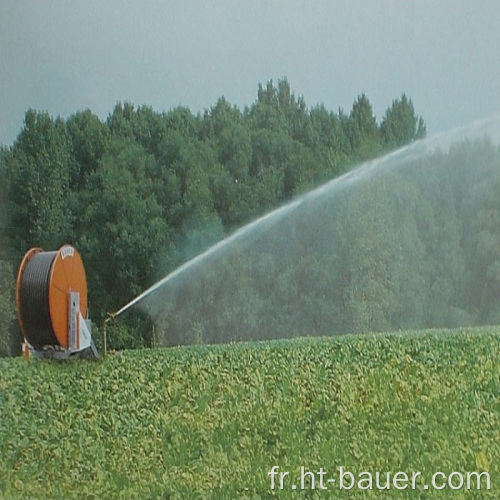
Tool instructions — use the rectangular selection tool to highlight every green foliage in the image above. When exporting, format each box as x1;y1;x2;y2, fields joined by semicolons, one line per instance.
6;110;73;255
347;93;381;160
77;138;170;321
1;81;427;353
0;149;18;356
0;147;10;257
0;260;18;357
381;94;426;150
66;109;110;189
0;327;498;498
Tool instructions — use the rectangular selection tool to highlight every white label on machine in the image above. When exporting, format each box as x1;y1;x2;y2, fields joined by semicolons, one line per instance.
61;246;75;259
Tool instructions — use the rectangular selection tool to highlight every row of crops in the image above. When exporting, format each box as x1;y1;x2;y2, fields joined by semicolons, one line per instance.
0;326;499;498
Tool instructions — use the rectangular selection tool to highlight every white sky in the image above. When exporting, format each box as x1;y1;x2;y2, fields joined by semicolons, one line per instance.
1;0;500;146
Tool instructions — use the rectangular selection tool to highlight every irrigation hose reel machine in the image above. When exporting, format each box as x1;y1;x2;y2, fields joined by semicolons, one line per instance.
16;245;99;359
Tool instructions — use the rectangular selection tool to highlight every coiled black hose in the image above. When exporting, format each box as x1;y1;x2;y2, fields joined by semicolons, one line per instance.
18;251;59;348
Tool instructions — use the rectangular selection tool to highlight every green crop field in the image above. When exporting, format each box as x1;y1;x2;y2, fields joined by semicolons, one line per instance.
0;327;499;499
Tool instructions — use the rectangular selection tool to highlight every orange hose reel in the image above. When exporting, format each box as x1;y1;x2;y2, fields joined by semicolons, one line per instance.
16;245;96;356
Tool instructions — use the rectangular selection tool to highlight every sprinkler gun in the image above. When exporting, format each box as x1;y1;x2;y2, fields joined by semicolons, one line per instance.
103;311;117;357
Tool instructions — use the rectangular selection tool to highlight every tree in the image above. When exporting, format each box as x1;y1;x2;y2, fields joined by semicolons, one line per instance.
76;137;170;346
346;94;381;160
380;94;426;149
6;110;73;257
307;105;351;182
173;142;225;264
253;78;309;140
0;149;18;356
106;101;136;138
0;147;10;258
0;259;18;357
66;109;110;189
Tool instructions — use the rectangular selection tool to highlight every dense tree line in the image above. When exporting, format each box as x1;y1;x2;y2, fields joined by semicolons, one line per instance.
0;79;426;354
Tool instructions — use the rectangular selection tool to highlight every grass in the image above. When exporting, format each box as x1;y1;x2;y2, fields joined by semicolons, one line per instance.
0;326;499;499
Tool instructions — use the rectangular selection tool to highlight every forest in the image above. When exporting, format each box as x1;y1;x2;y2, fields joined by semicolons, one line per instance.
0;79;428;354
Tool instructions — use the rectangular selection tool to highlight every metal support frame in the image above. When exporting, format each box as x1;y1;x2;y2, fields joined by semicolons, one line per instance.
25;292;99;359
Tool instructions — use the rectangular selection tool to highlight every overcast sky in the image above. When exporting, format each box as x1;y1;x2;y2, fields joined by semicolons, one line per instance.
1;1;500;146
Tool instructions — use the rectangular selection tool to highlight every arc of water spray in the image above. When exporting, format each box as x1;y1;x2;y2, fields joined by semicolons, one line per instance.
110;139;421;319
112;197;305;318
105;114;500;344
